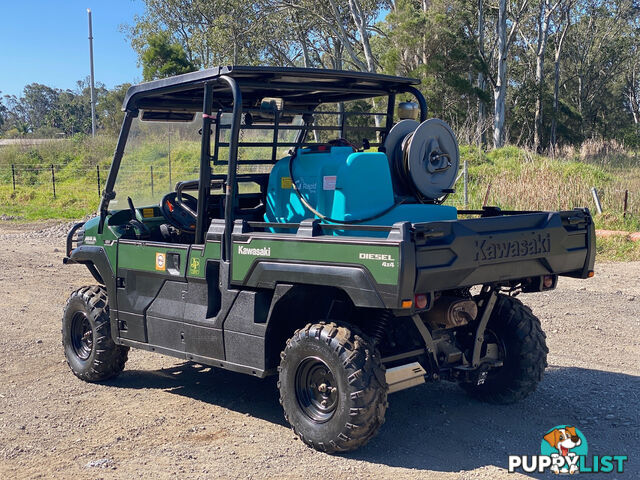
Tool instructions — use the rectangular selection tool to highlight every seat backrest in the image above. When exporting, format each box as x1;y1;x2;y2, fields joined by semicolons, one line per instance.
264;146;354;223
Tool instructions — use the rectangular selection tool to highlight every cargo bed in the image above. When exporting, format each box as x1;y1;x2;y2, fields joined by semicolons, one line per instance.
412;208;595;292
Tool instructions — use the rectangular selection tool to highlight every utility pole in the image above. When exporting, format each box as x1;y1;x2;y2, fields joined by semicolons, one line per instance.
87;9;96;137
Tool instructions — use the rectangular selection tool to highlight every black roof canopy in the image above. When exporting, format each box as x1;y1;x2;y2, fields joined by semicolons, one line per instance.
122;66;421;113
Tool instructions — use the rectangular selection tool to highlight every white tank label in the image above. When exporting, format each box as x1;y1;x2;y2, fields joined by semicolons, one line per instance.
323;176;337;191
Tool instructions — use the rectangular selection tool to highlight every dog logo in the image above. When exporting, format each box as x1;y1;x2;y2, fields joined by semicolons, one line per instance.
541;426;587;474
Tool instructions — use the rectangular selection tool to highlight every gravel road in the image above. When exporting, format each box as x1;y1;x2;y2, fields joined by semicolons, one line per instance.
0;221;638;479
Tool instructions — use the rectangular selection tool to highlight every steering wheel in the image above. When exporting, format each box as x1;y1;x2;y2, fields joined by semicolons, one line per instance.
160;192;198;233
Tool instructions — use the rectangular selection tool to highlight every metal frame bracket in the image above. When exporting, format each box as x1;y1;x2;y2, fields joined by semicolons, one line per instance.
471;288;498;368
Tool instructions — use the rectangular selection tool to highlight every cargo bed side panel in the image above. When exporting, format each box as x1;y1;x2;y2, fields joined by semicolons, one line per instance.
414;211;593;292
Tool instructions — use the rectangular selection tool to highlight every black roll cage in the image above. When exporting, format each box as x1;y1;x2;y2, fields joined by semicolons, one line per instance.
98;70;428;253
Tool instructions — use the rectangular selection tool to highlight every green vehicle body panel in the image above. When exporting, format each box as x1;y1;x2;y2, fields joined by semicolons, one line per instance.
187;241;221;279
231;238;401;285
117;242;189;276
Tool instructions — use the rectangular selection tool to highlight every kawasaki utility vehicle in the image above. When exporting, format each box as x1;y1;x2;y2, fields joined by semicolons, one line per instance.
63;66;595;453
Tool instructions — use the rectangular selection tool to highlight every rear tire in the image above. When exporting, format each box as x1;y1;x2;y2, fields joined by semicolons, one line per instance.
461;294;548;404
278;322;387;453
62;285;128;382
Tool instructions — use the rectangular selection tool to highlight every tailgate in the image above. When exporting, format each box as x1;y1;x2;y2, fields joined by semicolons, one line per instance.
413;209;595;292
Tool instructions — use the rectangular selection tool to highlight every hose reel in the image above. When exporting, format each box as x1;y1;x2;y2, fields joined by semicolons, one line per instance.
383;118;460;202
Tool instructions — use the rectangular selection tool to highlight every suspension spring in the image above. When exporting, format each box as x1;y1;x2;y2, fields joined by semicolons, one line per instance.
370;310;393;345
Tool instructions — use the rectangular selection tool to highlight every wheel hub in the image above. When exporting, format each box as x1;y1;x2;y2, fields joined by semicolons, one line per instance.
70;312;93;360
295;357;339;423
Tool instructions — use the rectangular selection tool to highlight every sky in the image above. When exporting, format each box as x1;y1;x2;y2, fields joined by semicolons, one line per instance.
0;0;145;98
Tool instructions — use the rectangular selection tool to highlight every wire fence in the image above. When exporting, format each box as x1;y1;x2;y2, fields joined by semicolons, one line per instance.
0;163;203;200
0;164;106;199
0;162;637;220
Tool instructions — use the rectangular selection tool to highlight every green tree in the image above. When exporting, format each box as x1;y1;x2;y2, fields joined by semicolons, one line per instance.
375;0;482;131
2;94;30;134
125;0;386;72
141;31;197;81
0;92;6;133
22;83;60;131
557;0;636;141
46;80;103;136
97;83;131;135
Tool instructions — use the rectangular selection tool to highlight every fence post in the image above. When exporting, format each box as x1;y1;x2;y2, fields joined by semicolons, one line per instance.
482;182;492;207
51;164;56;199
150;165;154;196
11;164;16;191
623;190;629;218
463;160;468;207
96;165;101;198
590;187;602;214
168;129;172;189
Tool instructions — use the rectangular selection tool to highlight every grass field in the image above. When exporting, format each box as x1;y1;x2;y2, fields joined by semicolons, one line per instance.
1;134;639;260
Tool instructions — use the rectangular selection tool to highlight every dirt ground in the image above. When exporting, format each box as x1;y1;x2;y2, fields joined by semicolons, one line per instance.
0;221;638;480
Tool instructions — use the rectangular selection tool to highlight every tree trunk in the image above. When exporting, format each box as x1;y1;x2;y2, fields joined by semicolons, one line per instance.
550;4;571;153
327;0;368;71
299;29;311;68
477;0;486;147
347;0;380;128
551;58;561;153
534;1;553;153
348;0;376;73
293;12;311;68
578;74;583;137
493;0;508;149
628;66;639;124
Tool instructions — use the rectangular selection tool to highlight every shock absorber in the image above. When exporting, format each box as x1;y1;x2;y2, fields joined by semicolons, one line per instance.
370;310;393;345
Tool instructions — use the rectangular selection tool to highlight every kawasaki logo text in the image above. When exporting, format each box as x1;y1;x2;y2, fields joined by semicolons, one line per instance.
237;245;271;256
474;233;551;261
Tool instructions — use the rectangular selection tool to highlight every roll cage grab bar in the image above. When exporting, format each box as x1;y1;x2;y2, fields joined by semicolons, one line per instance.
98;77;428;251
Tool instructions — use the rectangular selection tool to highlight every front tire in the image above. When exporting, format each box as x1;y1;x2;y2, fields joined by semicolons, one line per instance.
62;285;128;382
461;294;548;404
278;322;387;453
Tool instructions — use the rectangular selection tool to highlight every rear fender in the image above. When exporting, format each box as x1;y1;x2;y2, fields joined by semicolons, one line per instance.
242;261;386;308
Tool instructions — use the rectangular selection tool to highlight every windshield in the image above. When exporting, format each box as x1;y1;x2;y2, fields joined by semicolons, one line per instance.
109;114;202;210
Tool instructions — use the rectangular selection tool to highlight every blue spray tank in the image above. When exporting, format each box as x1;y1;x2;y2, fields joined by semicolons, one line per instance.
264;118;460;236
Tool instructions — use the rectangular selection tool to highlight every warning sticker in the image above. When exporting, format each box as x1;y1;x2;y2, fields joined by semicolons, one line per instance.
281;177;292;189
323;175;337;191
142;208;155;218
155;252;166;271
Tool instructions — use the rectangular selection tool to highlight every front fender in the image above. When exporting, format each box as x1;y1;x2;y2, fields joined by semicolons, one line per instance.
65;245;120;343
65;245;115;301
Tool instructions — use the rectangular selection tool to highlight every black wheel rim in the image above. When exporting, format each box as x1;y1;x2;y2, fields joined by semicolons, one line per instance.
295;357;339;423
70;312;93;360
